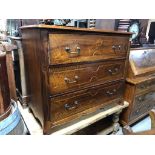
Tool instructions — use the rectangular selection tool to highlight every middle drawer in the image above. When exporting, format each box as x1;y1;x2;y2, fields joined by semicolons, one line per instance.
49;60;125;95
136;78;155;94
133;91;155;109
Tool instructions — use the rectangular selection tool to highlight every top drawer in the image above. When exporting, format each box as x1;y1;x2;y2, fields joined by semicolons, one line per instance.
136;78;155;94
49;33;129;65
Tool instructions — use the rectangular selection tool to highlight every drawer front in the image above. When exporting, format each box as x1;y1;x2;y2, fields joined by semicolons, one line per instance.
134;91;155;109
49;60;125;95
130;107;146;121
130;91;155;120
136;79;155;94
130;104;153;121
49;33;129;65
50;81;124;123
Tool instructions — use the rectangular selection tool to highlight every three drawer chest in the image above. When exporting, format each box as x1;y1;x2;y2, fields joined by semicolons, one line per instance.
21;25;131;134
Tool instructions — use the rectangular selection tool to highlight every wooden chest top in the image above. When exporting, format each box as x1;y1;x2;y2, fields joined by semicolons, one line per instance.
20;25;132;35
21;25;131;67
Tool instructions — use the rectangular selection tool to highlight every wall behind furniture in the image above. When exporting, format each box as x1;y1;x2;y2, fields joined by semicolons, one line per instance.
95;19;115;30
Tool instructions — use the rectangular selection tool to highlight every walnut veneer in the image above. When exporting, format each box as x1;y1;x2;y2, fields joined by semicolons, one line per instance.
21;25;131;134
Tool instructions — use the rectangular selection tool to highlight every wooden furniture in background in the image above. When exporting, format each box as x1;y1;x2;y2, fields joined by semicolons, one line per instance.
0;53;11;115
0;42;17;102
115;19;130;32
121;47;155;126
9;37;30;107
122;109;155;135
21;25;131;134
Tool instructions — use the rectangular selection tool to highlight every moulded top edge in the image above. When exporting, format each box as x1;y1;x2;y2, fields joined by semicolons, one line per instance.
20;24;132;35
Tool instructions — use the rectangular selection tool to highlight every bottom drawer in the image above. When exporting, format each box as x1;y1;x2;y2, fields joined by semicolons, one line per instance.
130;91;155;121
50;81;124;124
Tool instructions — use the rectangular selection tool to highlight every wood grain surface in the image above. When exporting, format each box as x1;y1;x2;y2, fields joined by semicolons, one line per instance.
49;60;126;95
21;26;131;134
121;48;155;126
49;33;129;65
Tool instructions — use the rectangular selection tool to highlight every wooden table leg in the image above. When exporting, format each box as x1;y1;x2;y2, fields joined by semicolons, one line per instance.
112;110;122;134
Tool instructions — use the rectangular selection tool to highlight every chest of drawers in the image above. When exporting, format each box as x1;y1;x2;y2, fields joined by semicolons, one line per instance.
21;25;131;134
121;48;155;125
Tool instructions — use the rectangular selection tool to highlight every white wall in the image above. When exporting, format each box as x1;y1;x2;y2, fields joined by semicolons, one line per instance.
0;19;7;32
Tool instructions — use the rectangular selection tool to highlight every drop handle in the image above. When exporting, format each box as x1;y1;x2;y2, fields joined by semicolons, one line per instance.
147;104;151;109
65;47;71;52
135;109;140;114
118;45;121;50
64;75;79;84
65;46;81;56
106;89;117;96
138;96;145;102
112;45;117;50
108;68;119;75
64;101;79;110
140;85;146;89
112;45;122;52
76;46;81;53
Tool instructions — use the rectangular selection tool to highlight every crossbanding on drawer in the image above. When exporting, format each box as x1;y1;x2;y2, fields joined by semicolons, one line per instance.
49;33;129;65
49;60;126;95
49;81;124;123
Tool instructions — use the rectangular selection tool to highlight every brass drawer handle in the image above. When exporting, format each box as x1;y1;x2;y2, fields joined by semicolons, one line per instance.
108;68;119;75
64;75;79;84
140;84;147;89
139;82;151;89
112;45;116;51
147;104;151;109
112;45;122;52
106;89;117;96
64;101;79;110
137;96;145;102
135;109;140;114
65;46;80;57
